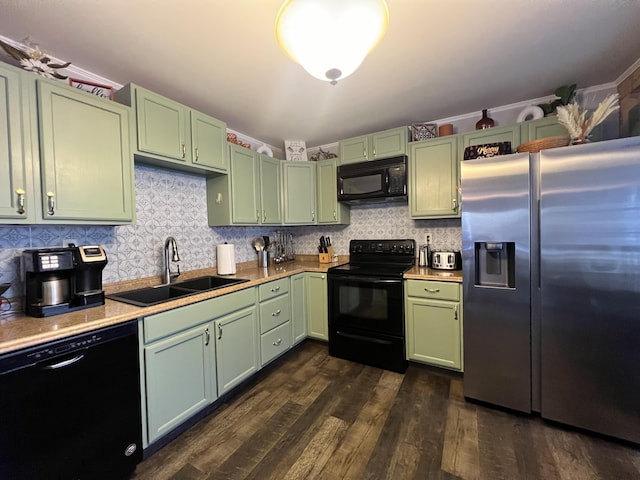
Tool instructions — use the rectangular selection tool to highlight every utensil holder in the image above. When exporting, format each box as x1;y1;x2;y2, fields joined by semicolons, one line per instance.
258;251;269;268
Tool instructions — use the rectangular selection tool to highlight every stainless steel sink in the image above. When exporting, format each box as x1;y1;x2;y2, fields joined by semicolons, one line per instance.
107;276;250;307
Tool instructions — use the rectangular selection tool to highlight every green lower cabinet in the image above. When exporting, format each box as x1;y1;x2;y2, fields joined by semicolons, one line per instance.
306;272;328;340
290;273;307;345
405;280;463;371
144;322;215;445
215;305;259;395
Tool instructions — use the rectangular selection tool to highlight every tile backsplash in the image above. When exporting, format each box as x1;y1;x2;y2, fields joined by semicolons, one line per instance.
0;164;461;301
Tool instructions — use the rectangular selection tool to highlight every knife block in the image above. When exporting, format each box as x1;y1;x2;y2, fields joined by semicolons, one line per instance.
318;246;334;264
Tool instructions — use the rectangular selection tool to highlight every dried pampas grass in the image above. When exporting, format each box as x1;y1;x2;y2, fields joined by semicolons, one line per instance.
557;94;619;142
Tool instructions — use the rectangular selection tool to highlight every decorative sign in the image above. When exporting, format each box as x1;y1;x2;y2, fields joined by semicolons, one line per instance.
68;78;114;100
411;123;438;141
285;140;308;161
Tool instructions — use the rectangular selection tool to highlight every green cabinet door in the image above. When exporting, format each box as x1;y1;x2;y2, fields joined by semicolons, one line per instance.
339;126;408;164
306;272;328;340
520;116;568;143
259;154;282;224
230;144;260;224
290;273;307;345
135;87;188;161
190;110;227;172
317;158;350;224
36;80;134;223
410;136;459;218
406;298;461;370
0;64;31;222
215;305;259;395
339;134;369;164
460;124;521;152
282;161;316;224
145;323;214;444
371;126;408;159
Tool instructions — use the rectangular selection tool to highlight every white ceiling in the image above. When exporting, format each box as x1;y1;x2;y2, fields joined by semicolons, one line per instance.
0;1;639;149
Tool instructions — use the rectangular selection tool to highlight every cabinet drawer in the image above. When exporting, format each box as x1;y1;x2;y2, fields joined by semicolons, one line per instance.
144;287;255;343
406;279;460;301
258;278;289;301
261;321;291;366
259;295;291;333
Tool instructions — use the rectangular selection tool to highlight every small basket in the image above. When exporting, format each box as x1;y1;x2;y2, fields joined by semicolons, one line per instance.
516;136;570;153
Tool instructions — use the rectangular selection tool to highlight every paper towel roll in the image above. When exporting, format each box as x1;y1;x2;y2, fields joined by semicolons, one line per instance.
216;243;236;275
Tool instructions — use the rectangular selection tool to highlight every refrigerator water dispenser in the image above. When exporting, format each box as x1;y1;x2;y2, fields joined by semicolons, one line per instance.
475;242;515;288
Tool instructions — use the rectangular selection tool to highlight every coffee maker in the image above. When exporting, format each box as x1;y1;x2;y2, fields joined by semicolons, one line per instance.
22;245;108;317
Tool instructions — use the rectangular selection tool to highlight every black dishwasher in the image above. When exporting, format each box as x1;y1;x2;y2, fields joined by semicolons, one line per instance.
0;322;142;479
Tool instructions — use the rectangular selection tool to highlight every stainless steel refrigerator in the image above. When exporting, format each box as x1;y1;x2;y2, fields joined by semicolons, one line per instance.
461;137;640;444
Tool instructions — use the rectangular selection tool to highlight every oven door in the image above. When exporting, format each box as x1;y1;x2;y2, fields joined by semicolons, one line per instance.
327;274;404;336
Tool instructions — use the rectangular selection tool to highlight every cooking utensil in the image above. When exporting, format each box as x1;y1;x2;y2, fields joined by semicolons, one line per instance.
252;237;265;252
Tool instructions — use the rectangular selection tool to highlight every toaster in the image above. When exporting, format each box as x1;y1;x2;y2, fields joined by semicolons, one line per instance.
431;251;462;270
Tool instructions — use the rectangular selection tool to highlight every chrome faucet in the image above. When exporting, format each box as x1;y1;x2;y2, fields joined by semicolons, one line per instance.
163;236;181;284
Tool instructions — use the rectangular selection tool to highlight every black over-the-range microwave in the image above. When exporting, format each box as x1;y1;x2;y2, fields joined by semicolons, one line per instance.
337;155;408;204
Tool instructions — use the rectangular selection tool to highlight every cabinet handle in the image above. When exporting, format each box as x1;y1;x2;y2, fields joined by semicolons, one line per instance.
194;147;199;162
271;309;281;317
425;288;440;293
272;338;282;346
263;210;267;222
333;210;337;220
205;328;210;346
454;305;459;321
256;210;260;222
181;143;186;158
451;198;458;211
311;210;315;222
363;148;367;158
271;286;280;292
321;274;325;280
46;192;55;216
15;188;25;215
217;324;223;340
372;147;376;158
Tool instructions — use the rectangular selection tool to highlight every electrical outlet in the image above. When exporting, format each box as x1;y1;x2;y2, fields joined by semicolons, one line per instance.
63;238;78;247
425;232;433;245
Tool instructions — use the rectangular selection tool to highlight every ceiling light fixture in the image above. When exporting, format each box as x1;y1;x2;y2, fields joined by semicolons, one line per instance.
275;0;389;85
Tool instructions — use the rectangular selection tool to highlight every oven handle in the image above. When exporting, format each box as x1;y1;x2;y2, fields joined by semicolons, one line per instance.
336;330;393;345
329;275;401;285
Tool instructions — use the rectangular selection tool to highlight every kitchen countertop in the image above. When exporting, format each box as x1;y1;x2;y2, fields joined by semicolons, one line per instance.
403;266;463;283
0;256;462;355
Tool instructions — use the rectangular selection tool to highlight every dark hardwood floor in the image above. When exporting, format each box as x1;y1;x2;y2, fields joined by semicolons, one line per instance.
132;341;640;480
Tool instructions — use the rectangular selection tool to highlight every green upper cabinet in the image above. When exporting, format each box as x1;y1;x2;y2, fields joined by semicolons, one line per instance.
282;161;316;224
114;83;227;174
207;145;281;226
460;123;521;152
317;158;349;224
0;63;32;223
35;79;134;223
409;136;459;219
229;145;260;224
520;116;567;143
259;154;282;225
339;126;407;164
190;110;227;171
